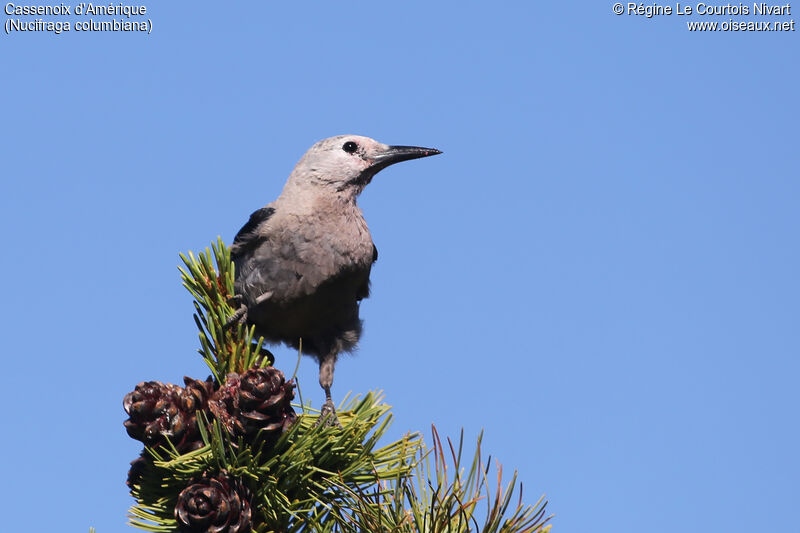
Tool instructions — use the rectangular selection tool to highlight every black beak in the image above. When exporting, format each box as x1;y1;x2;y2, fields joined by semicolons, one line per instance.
370;145;442;172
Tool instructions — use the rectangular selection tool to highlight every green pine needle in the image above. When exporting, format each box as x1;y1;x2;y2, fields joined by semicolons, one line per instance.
178;238;266;379
125;240;550;532
128;391;421;532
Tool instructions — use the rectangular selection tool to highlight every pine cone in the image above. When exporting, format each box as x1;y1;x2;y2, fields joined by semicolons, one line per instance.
126;454;149;489
209;368;296;440
208;373;245;436
239;367;296;436
182;376;215;413
123;380;207;452
175;474;252;533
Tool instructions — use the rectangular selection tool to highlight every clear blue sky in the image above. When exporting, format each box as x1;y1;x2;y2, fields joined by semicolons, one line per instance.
1;2;797;531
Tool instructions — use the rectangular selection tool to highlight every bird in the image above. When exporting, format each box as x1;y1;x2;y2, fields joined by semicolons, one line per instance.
228;135;441;423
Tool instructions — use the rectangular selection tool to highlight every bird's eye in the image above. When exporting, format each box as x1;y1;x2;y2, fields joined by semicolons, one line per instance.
342;141;358;154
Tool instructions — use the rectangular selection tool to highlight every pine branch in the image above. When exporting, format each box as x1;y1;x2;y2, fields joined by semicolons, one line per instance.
179;238;270;381
122;240;552;533
128;392;421;532
324;427;552;533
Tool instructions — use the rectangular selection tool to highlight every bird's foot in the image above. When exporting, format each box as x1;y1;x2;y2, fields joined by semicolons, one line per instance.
224;295;248;329
314;398;342;428
224;292;274;330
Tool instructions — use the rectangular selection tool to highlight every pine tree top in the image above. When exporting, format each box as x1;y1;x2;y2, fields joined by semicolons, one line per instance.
120;239;551;533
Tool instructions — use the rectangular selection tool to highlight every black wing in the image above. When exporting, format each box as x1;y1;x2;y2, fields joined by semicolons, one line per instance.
231;207;275;256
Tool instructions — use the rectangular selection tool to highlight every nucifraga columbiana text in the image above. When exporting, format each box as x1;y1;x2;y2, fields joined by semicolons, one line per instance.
228;135;441;422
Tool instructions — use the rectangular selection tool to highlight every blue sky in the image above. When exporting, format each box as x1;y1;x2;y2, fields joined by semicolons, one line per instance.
1;2;798;531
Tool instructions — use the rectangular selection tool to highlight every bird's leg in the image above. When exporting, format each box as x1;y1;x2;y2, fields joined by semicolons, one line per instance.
224;295;248;329
316;352;341;428
223;291;273;330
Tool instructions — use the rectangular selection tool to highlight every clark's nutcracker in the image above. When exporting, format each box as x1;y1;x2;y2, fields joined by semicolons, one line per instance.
228;135;441;422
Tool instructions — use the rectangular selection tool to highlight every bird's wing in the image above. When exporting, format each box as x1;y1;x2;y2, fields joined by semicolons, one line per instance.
353;244;378;301
231;207;275;256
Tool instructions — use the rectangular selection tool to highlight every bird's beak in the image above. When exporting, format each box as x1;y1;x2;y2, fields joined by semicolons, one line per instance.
370;145;442;172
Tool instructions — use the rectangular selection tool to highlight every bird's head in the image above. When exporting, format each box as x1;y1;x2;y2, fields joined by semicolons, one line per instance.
285;135;441;197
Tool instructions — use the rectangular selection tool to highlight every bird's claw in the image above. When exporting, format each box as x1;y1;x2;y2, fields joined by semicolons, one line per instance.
224;297;249;330
223;295;275;366
314;399;342;428
225;291;275;330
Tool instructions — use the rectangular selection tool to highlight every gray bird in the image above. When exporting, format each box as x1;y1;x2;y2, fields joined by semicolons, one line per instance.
228;135;441;423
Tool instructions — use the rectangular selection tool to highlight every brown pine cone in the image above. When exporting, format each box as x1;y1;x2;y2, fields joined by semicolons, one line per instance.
126;454;149;489
175;474;252;533
208;373;246;436
209;368;296;440
182;376;215;413
123;380;206;452
239;367;296;436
